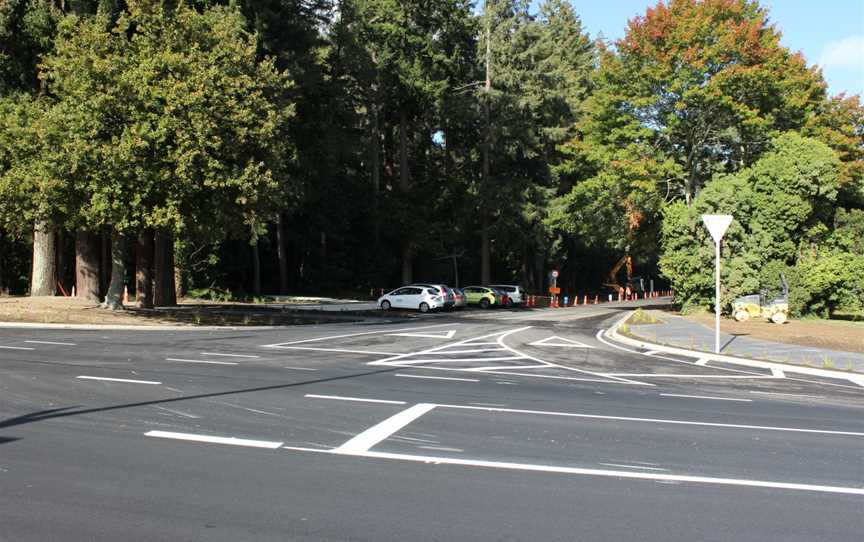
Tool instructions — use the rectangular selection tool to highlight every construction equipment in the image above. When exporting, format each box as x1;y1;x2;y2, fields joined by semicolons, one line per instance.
602;251;646;297
732;273;790;324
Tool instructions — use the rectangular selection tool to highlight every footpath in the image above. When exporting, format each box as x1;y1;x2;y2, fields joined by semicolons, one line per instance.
622;310;864;375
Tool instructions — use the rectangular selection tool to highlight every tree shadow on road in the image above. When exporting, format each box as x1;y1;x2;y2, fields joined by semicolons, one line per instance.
0;367;399;430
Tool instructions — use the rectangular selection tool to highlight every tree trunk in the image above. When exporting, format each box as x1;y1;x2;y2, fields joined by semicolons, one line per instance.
99;226;110;297
31;221;56;296
252;242;261;296
480;213;491;285
154;230;176;306
102;227;126;310
276;214;288;294
370;102;381;248
399;107;413;284
135;228;154;308
75;230;101;302
174;265;187;300
480;16;493;288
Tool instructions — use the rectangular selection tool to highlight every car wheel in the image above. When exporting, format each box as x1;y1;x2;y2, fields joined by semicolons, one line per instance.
479;298;490;309
734;310;749;322
771;312;787;324
419;302;430;313
381;300;391;310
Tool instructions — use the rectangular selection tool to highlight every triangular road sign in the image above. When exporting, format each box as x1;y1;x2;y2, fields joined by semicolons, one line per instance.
390;330;457;340
529;336;593;348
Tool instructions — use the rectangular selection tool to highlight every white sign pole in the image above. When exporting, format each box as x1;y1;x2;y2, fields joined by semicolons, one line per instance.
701;215;733;354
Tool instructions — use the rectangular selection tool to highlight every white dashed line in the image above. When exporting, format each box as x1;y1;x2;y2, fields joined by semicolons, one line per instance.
395;373;479;382
165;358;238;366
0;345;35;350
660;393;753;402
77;376;161;385
304;394;406;405
25;340;76;346
599;463;669;472
145;430;283;449
200;352;260;359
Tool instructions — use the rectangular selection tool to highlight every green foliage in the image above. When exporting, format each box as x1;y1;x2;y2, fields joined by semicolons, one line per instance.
659;133;842;313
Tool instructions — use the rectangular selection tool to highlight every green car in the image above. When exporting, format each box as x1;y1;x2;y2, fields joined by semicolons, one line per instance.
461;286;501;309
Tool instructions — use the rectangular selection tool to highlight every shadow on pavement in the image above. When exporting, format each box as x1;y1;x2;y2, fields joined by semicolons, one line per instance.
0;367;399;430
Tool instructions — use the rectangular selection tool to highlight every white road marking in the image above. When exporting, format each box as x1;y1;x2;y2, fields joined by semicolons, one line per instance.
528;336;594;348
153;406;200;419
334;403;437;454
370;328;531;366
460;342;500;346
695;358;710;366
395;356;526;364
604;373;777;379
749;391;824;399
347;450;864;496
418;445;464;452
660;393;753;402
200;352;260;359
395;374;479;382
435;403;864;437
771;367;785;378
305;394;406;405
423;348;506;354
165;358;238;366
281;445;334;453
282;366;318;371
465;365;549;372
145;430;283;449
275;346;399;356
600;463;669;472
263;323;458;347
24;340;76;346
390;330;457;339
77;376;161;385
0;345;34;350
644;350;661;356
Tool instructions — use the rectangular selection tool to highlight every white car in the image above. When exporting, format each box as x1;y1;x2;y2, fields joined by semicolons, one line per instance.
488;284;525;306
378;286;445;313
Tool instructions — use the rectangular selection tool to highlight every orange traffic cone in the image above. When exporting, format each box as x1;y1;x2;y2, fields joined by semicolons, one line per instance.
123;285;129;304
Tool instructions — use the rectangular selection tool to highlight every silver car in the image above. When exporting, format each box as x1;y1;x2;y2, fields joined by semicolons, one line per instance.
488;284;525;306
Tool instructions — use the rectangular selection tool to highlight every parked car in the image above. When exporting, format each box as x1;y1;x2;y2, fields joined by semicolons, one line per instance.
410;283;456;309
488;284;525;307
378;286;445;313
452;288;467;309
461;286;501;309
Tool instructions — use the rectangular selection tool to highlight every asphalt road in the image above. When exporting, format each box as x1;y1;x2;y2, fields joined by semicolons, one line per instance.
1;301;862;541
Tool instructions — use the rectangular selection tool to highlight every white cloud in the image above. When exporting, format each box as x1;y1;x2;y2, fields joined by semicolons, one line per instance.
819;35;864;69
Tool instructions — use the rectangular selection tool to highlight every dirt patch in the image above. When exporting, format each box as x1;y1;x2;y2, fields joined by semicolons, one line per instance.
683;312;864;354
0;296;370;326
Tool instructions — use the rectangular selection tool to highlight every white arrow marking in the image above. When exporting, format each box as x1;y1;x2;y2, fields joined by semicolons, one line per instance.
528;336;594;348
390;330;456;339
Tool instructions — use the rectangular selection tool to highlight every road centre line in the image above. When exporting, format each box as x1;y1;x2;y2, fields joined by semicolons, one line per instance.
347;450;864;496
395;374;479;382
77;376;161;385
274;346;399;356
434;403;864;437
200;352;260;359
262;323;458;347
25;340;76;346
305;394;406;405
145;430;283;449
660;393;753;402
0;345;35;350
165;358;238;366
335;403;437;454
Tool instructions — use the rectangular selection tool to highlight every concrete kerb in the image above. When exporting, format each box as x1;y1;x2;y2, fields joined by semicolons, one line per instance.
605;311;864;387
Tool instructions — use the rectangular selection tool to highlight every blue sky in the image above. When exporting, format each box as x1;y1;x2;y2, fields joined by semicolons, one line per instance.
530;0;864;97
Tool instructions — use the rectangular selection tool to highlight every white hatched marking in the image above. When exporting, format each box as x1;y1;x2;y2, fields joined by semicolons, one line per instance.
390;330;456;339
263;324;457;347
335;403;437;454
275;346;399;356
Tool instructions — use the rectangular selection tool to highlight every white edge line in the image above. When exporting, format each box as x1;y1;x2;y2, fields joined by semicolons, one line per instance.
165;358;238;366
305;394;406;405
24;340;77;346
604;374;778;379
349;450;864;496
395;373;479;382
334;403;437;454
660;393;753;402
0;345;35;350
145;430;283;449
77;376;161;385
434;403;864;437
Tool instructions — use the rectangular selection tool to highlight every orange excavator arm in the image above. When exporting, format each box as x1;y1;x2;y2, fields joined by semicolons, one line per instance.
602;254;633;296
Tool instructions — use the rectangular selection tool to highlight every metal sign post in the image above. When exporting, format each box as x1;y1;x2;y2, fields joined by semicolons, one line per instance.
701;215;733;354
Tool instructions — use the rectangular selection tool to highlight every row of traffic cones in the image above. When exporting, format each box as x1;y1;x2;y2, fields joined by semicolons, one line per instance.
530;289;674;308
